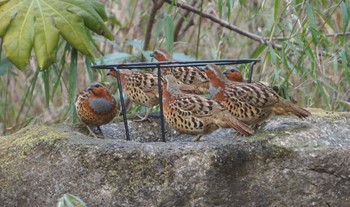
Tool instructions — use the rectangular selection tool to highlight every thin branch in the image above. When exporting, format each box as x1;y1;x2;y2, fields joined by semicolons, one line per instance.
174;1;197;42
164;0;336;58
143;0;164;51
164;0;267;44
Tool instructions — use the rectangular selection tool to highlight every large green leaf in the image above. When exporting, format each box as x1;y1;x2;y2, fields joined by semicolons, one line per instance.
0;0;114;70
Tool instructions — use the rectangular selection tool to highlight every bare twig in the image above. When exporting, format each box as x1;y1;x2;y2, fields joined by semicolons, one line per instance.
164;0;336;58
143;0;164;51
164;0;268;44
174;1;197;42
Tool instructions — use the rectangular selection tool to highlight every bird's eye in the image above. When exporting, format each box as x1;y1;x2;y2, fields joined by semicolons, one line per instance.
95;85;100;88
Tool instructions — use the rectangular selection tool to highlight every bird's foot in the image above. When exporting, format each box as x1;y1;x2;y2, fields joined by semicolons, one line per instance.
193;135;203;141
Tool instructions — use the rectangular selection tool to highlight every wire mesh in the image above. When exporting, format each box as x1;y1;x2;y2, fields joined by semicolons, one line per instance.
92;58;260;141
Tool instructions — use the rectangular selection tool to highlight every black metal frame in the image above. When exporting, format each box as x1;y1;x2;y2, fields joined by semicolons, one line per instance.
92;58;260;142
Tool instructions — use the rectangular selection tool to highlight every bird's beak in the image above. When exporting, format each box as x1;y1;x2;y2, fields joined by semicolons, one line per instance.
107;68;118;77
150;53;154;57
222;70;228;75
87;86;93;91
199;67;206;72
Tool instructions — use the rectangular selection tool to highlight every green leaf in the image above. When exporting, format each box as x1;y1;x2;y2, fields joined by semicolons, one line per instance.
153;17;165;47
306;2;316;28
341;50;350;83
309;27;321;43
274;0;280;22
285;41;300;57
268;45;277;64
227;0;235;19
85;58;94;83
218;0;223;18
0;0;9;6
57;193;87;207
239;0;246;7
51;64;63;100
95;52;131;65
42;69;50;107
69;48;78;123
251;44;267;58
341;2;349;33
3;9;35;70
0;58;12;75
0;0;113;69
316;80;331;110
163;15;174;54
0;2;14;37
34;14;59;69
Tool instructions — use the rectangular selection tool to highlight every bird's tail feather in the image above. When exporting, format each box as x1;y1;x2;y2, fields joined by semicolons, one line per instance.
221;115;254;136
274;100;311;119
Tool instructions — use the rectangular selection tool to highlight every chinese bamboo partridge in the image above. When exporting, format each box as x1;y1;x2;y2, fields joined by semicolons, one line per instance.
107;69;159;121
203;64;311;127
223;67;299;105
151;48;210;94
162;75;254;141
75;82;119;138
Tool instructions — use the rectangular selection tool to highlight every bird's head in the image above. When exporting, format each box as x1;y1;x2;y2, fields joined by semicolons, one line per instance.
151;48;172;61
201;64;225;81
163;75;180;95
87;82;110;97
106;69;117;78
223;67;243;82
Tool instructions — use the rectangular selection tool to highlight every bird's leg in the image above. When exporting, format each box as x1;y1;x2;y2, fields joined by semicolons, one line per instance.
135;107;152;122
194;135;203;141
85;124;98;139
96;126;105;139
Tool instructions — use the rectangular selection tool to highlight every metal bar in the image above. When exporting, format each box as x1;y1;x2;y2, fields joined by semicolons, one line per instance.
157;65;166;142
247;62;257;83
113;67;130;141
91;59;260;69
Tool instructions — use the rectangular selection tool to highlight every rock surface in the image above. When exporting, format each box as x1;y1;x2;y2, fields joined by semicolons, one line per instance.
1;109;350;206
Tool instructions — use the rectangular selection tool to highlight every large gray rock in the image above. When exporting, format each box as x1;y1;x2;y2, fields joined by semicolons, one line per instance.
0;109;350;206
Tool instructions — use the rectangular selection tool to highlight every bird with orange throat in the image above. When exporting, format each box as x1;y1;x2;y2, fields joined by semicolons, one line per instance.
151;48;210;94
202;64;311;128
75;82;119;138
223;67;298;104
162;75;254;141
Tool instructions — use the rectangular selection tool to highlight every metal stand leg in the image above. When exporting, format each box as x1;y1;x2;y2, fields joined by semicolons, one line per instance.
248;62;257;83
114;67;130;141
157;65;166;142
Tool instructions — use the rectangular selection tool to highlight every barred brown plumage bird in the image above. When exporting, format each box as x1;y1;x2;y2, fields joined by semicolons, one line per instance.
75;82;119;138
162;75;254;141
223;67;301;111
203;64;311;127
107;69;159;121
151;48;210;94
